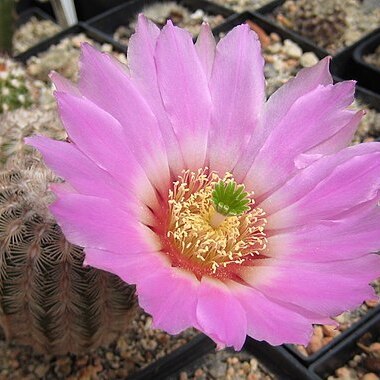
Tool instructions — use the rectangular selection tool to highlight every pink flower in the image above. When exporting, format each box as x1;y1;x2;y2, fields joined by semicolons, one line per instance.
27;16;380;350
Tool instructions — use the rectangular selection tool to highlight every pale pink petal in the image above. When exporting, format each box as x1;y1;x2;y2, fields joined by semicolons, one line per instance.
265;148;380;230
49;71;81;95
155;21;212;170
84;248;169;285
26;136;156;225
245;81;356;195
55;91;158;207
51;193;160;253
306;110;364;155
128;15;185;174
78;43;170;192
263;57;332;132
196;277;247;350
231;282;326;345
261;143;380;216
207;24;265;173
27;136;124;200
137;267;200;334
243;255;380;316
234;57;332;178
267;198;380;262
195;23;216;81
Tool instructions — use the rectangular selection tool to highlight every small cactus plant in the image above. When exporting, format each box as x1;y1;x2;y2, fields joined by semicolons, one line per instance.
0;57;33;114
0;153;137;354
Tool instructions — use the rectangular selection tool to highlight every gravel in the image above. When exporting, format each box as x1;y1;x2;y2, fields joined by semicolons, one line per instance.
327;330;380;380
26;33;127;82
209;0;272;12
13;16;62;55
174;350;275;380
113;2;225;45
273;0;380;54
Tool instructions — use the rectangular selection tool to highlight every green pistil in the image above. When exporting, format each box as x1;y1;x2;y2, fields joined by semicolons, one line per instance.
212;180;250;217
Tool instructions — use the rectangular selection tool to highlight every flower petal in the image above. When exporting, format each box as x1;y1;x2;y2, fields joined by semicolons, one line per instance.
51;193;160;253
78;43;170;192
137;267;200;334
155;21;212;170
261;143;380;217
195;22;216;81
196;277;247;350
50;71;81;95
208;24;265;173
232;282;326;345
243;255;380;316
245;81;356;196
234;57;332;178
128;15;185;174
268;203;380;262
306;110;364;155
264;146;380;230
55;91;158;207
84;248;168;285
26;136;156;225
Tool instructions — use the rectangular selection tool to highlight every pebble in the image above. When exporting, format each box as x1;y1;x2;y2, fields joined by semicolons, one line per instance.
300;52;319;67
283;39;303;58
362;374;380;380
181;350;274;379
210;0;272;12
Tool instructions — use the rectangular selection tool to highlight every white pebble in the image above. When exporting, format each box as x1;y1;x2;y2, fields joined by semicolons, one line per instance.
284;39;302;58
300;52;319;67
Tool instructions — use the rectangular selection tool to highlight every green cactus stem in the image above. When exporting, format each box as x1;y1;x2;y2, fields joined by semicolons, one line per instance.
0;0;15;54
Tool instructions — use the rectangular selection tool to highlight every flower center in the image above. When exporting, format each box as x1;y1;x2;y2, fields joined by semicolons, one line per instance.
162;169;267;279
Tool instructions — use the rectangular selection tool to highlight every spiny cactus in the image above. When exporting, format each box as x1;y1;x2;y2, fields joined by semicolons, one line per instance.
276;0;347;49
0;106;64;165
0;153;137;354
0;57;33;114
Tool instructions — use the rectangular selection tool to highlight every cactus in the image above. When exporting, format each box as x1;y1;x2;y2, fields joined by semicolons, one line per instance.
0;57;34;114
276;0;347;49
0;106;64;165
0;153;137;354
0;0;15;53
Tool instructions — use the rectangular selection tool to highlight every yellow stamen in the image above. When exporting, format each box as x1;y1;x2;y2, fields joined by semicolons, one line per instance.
166;169;267;274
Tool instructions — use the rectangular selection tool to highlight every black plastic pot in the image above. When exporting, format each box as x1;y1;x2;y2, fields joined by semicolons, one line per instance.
243;338;319;379
128;334;215;380
331;28;380;96
212;11;328;59
86;0;234;47
168;336;319;380
352;28;380;95
310;312;380;379
15;7;55;29
74;0;132;21
14;22;126;64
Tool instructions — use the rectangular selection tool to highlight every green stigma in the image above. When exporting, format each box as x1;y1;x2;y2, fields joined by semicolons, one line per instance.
212;180;251;217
